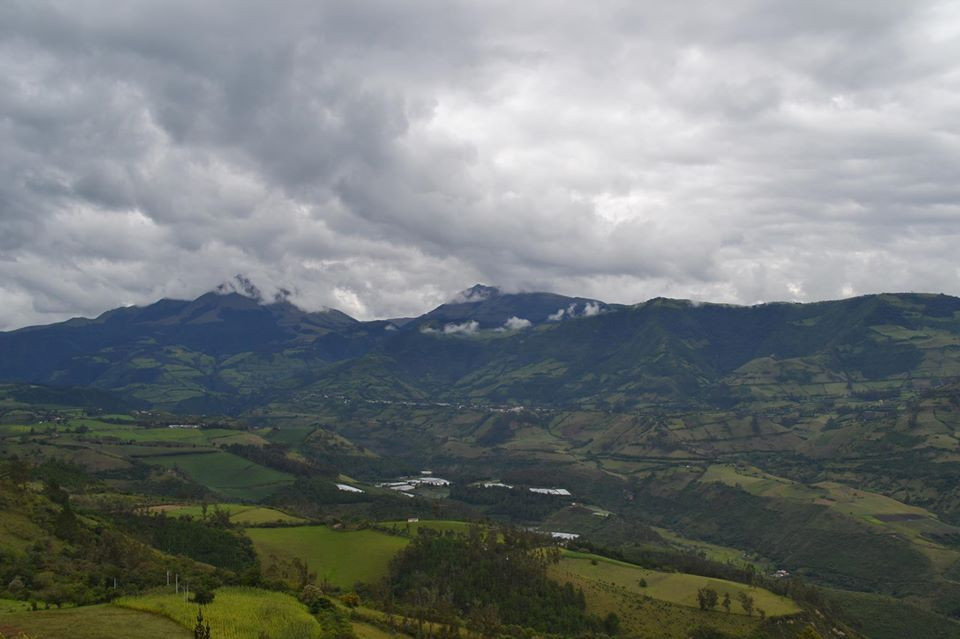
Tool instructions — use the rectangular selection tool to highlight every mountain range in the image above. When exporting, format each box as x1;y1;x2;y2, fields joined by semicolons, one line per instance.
2;283;960;413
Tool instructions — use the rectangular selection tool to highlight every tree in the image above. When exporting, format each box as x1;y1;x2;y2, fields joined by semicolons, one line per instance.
299;584;330;614
737;591;754;616
603;612;620;636
193;608;211;639
696;587;719;611
208;506;231;528
721;592;731;613
291;557;314;590
192;589;215;605
53;503;80;543
466;603;500;638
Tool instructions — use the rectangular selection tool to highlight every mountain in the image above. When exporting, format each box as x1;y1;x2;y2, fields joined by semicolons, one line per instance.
2;285;960;413
419;284;618;329
0;290;376;410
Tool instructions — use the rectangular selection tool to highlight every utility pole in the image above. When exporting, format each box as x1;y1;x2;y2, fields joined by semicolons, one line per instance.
166;570;170;586
175;573;179;594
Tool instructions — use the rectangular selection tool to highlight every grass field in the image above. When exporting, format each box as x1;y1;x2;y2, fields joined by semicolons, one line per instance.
116;587;323;639
246;526;409;589
148;503;307;525
96;427;248;445
652;527;762;567
0;603;191;639
143;452;294;500
0;599;31;614
556;552;800;617
379;519;474;536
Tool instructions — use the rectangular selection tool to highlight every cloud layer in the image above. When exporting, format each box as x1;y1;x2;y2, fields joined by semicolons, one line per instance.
1;0;959;329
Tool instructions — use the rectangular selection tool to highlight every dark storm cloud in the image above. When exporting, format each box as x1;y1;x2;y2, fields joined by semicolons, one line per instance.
0;0;958;329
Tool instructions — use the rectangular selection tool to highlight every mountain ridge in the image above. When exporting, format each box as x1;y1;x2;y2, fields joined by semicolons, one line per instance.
2;286;960;412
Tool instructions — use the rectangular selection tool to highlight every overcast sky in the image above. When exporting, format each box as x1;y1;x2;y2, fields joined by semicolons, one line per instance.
1;1;959;329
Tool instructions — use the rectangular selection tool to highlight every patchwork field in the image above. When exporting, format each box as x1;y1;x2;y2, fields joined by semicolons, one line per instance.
0;603;191;639
116;587;322;639
143;451;294;500
246;526;409;589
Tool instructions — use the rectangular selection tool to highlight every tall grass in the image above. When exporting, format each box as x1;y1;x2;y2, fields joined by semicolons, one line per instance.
115;587;324;639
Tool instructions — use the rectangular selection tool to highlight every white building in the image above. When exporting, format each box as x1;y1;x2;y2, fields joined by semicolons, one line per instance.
335;483;364;493
530;487;572;496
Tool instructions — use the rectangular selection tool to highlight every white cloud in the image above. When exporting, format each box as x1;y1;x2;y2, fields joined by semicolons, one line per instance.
1;1;959;329
443;320;479;335
503;316;532;330
547;308;565;321
582;302;601;317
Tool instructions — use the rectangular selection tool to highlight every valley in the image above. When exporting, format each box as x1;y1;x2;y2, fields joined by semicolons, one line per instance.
2;287;960;638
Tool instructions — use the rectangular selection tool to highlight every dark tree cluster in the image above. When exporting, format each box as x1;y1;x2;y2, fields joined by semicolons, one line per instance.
447;485;566;522
381;527;614;637
111;513;258;574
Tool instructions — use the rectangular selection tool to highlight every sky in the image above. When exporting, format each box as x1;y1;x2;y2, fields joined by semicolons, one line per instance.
1;0;960;329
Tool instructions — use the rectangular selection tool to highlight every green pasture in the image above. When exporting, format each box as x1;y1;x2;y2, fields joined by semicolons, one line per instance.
379;519;474;536
246;526;409;589
143;451;293;500
96;427;245;445
652;527;757;567
557;552;801;617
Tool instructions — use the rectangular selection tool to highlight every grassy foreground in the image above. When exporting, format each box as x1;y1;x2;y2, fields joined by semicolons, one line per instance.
115;587;323;639
0;604;191;639
247;526;409;589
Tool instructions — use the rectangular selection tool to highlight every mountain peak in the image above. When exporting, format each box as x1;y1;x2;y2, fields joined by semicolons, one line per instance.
451;284;501;304
215;274;265;302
